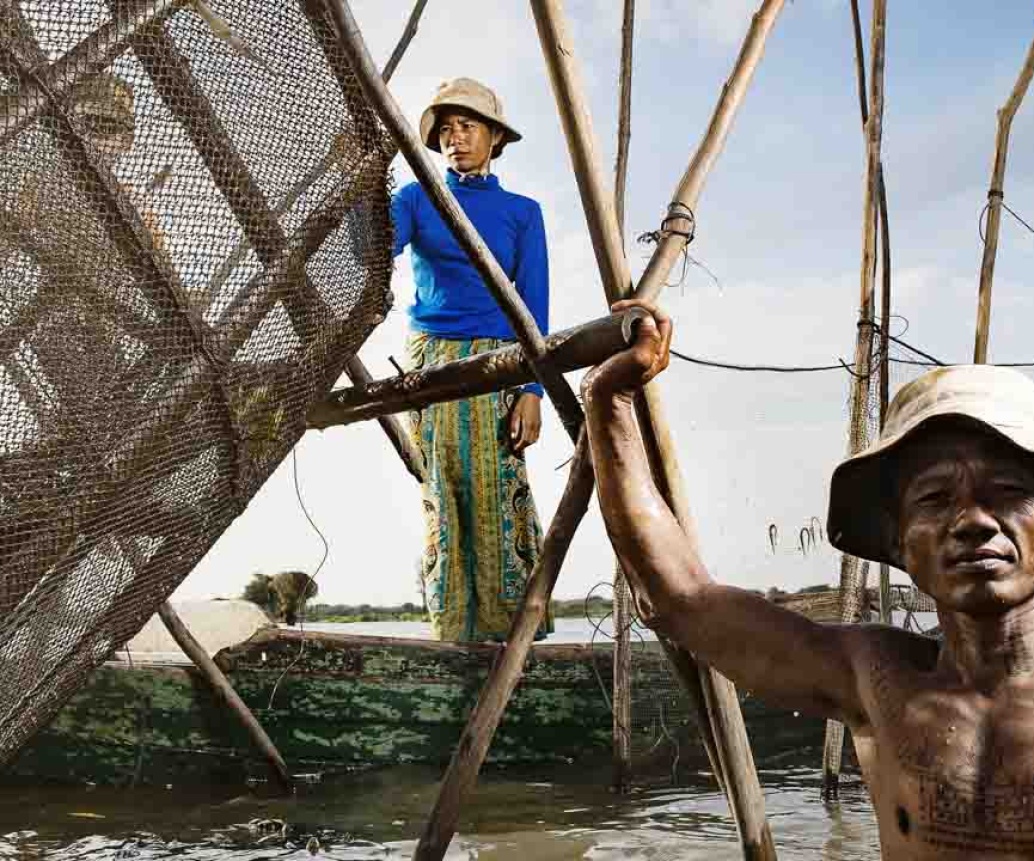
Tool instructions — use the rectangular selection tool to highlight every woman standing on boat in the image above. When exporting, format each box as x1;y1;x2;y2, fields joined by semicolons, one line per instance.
392;78;550;642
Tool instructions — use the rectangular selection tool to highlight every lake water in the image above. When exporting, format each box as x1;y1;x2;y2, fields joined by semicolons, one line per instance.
0;761;880;860
1;618;884;859
296;617;648;644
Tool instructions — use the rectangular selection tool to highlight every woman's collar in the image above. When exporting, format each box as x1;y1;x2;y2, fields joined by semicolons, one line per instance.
446;168;499;190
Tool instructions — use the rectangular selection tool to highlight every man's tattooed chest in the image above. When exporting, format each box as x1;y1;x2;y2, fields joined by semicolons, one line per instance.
869;651;1034;853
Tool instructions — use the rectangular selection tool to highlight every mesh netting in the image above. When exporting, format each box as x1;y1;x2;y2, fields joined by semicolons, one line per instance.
0;0;394;765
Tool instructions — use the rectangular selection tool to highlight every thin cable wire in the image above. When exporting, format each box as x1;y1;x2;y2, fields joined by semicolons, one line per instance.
669;324;948;374
266;447;330;710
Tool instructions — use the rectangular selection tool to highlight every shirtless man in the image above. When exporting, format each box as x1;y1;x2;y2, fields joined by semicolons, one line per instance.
583;299;1034;858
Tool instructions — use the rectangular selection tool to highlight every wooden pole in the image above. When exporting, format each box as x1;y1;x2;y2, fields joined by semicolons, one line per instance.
849;0;894;627
877;168;892;625
318;0;584;441
614;0;634;237
341;355;426;482
310;311;641;429
634;0;785;304
156;602;293;794
611;0;636;793
530;2;776;854
823;0;888;803
415;433;596;861
380;0;429;82
973;36;1034;364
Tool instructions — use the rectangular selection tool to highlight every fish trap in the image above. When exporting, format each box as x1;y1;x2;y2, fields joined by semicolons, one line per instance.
0;0;395;765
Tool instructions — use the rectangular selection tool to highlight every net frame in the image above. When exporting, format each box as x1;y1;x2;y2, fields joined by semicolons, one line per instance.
0;0;395;765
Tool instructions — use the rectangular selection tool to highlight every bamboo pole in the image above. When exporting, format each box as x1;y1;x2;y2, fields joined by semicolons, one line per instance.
311;311;640;429
877;168;892;625
340;355;426;482
415;432;597;861
849;0;895;629
614;0;634;237
156;602;293;793
530;2;775;853
822;0;888;803
317;0;584;441
380;0;429;83
611;0;636;794
611;557;632;792
633;0;785;304
973;36;1034;364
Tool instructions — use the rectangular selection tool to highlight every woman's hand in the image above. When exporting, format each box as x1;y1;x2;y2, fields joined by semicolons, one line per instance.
509;392;542;453
582;300;672;406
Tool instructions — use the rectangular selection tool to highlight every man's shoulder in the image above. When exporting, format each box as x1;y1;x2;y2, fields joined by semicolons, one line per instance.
847;622;940;675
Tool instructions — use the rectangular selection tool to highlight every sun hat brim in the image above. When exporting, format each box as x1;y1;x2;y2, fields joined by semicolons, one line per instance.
419;104;521;159
826;365;1034;568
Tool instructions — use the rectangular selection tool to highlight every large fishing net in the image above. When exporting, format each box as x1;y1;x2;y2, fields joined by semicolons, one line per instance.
0;0;394;765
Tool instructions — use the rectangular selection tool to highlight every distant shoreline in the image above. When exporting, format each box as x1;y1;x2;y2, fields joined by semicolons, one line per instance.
304;595;616;623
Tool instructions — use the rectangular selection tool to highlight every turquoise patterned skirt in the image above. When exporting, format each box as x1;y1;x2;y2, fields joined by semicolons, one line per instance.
406;332;551;642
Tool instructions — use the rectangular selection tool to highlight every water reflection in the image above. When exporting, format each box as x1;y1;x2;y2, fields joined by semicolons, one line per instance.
0;764;880;860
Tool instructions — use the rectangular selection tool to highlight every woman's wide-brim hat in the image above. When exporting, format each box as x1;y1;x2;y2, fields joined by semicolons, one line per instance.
827;364;1034;568
419;77;522;159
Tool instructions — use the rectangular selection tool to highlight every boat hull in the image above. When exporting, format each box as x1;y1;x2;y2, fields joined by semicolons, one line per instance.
6;630;826;786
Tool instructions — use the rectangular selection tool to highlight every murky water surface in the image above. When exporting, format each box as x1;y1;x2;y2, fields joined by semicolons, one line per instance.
0;764;878;860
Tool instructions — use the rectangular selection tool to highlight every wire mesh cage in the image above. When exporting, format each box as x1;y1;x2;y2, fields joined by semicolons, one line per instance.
0;0;395;765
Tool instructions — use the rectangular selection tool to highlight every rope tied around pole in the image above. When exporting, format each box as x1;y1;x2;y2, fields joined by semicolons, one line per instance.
636;201;697;245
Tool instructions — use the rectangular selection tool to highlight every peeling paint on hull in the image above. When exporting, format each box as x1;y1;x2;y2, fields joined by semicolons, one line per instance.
5;631;825;786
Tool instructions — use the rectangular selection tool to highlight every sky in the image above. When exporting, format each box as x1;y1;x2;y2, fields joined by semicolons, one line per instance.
178;1;1034;607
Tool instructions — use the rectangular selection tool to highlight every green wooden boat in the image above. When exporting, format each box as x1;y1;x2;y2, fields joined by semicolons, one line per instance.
4;617;827;788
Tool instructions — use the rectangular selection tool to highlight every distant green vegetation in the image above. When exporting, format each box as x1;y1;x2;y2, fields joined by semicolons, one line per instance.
248;585;837;624
301;595;614;623
305;602;428;623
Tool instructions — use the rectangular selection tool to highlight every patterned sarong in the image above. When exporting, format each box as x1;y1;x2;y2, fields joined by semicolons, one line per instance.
406;332;550;642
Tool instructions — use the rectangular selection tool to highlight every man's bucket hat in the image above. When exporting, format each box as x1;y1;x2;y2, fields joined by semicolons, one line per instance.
827;364;1034;568
419;78;521;159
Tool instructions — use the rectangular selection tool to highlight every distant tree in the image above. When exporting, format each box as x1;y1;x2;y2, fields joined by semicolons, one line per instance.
242;572;275;614
270;570;318;625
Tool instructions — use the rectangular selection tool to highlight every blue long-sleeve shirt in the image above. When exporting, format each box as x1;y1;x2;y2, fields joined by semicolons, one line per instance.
392;169;549;397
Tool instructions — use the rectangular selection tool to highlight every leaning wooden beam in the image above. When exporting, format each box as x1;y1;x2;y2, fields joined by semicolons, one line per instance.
530;2;774;854
341;355;426;483
157;601;293;794
617;3;784;825
613;0;634;237
318;0;584;442
823;0;888;803
528;0;629;303
531;0;718;793
973;35;1034;364
0;0;183;147
309;311;641;429
380;0;429;83
415;432;597;861
633;0;785;303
